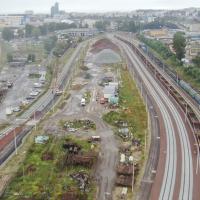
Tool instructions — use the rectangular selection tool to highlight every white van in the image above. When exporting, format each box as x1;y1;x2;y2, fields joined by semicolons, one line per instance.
81;98;86;106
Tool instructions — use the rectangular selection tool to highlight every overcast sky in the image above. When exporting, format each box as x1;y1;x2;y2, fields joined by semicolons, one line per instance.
0;0;200;14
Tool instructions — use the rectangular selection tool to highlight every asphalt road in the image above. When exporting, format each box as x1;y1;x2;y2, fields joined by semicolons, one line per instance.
115;36;195;200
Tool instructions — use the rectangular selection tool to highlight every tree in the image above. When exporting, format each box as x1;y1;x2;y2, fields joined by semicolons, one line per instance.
27;54;36;62
17;29;25;38
173;32;186;60
2;28;14;41
25;24;34;37
117;20;138;32
39;24;48;35
94;21;110;31
7;53;13;62
192;54;200;67
53;42;70;57
32;27;41;39
44;36;57;53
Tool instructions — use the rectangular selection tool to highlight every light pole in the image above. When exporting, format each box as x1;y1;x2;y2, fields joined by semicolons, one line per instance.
185;103;188;122
3;118;28;156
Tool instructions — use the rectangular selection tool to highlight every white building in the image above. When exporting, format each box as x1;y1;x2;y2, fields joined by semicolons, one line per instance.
189;24;200;32
0;15;24;27
103;85;117;99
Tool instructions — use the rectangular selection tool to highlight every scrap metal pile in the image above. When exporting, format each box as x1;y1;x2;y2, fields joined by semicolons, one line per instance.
70;171;90;191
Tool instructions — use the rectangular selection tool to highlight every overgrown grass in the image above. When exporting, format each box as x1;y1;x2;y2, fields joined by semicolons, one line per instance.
103;64;148;200
103;68;147;145
84;91;91;104
0;122;10;131
1;136;95;200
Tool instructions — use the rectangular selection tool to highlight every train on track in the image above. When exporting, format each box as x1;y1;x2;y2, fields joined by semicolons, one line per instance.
139;43;200;106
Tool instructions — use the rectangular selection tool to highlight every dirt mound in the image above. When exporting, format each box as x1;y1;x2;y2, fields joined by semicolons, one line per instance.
91;38;119;54
92;49;121;64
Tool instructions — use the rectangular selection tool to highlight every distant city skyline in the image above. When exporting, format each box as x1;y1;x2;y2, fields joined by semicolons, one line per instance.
0;0;200;14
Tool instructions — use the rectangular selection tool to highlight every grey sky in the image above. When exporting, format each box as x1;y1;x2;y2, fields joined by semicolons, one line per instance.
0;0;200;14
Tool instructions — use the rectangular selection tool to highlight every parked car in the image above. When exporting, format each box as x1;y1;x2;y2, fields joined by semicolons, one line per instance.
13;106;21;112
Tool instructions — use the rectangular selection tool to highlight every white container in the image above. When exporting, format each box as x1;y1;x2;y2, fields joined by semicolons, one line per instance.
6;107;13;115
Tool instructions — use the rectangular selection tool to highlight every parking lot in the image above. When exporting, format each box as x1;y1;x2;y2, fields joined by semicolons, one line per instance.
0;64;46;121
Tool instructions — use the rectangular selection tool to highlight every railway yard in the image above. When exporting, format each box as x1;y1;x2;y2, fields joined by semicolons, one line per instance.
0;33;200;200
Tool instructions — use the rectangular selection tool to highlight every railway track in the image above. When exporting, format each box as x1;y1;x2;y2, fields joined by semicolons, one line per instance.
115;36;195;199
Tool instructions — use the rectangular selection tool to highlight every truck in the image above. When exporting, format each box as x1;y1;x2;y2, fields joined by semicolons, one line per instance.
88;135;101;142
55;89;63;96
100;97;105;104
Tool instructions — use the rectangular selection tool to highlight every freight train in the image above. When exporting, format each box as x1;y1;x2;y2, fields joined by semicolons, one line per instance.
139;43;200;105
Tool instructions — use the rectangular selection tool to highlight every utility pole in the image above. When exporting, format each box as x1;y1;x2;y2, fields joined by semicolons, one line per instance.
14;127;17;155
132;163;134;193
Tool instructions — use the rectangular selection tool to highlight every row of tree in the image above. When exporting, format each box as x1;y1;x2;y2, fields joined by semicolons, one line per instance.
140;32;186;61
94;20;110;31
1;22;77;41
25;22;77;38
184;54;200;82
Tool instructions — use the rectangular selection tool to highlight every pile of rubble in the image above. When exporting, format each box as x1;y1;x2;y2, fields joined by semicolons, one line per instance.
61;190;87;200
116;163;134;187
62;142;97;168
115;121;132;141
117;163;133;175
70;171;89;191
65;153;97;168
132;138;141;148
116;175;133;187
116;146;134;187
64;119;96;131
62;191;78;200
63;142;81;154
